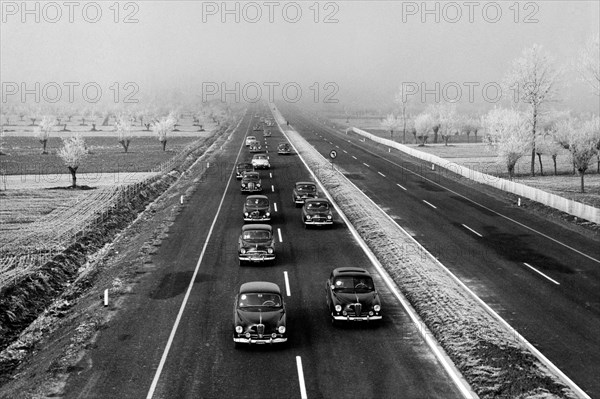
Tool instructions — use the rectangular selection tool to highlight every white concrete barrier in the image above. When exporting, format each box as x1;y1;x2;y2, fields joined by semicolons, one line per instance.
351;127;600;224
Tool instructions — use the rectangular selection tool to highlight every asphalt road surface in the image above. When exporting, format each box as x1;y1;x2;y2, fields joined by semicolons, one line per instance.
278;103;600;398
63;107;465;399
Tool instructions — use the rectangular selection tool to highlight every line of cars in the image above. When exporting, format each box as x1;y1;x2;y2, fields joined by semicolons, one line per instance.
233;113;382;347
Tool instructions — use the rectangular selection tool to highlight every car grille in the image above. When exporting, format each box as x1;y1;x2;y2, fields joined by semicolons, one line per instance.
348;303;363;317
250;210;260;218
256;324;265;337
248;183;255;190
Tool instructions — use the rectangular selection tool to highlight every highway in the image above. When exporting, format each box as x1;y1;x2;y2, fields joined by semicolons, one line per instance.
62;107;466;399
277;103;600;398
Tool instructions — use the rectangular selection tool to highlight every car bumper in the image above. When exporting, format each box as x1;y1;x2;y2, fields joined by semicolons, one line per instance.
332;314;382;321
304;220;333;225
234;337;287;344
239;255;276;262
252;164;270;169
242;188;263;192
243;217;271;222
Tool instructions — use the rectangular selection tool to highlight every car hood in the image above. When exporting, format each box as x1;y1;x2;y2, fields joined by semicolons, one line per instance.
241;239;272;247
235;309;285;329
244;205;269;212
332;290;379;306
305;209;331;216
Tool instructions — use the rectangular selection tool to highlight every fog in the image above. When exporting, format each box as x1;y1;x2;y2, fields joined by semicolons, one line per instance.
1;1;598;114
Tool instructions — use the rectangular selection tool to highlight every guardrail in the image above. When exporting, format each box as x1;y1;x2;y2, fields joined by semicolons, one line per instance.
350;127;600;224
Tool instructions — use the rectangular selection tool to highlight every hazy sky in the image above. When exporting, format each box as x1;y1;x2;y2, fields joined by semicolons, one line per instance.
1;1;599;113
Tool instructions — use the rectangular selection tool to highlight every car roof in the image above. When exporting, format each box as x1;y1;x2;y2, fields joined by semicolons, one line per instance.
295;181;316;186
239;281;281;294
241;223;272;232
246;195;268;200
331;267;372;278
305;198;329;203
252;154;267;158
244;171;259;176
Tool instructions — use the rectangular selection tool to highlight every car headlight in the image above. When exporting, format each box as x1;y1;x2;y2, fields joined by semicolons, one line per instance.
240;248;246;254
327;215;332;220
374;305;381;312
265;212;270;217
306;215;311;220
335;304;342;312
242;184;246;187
267;248;274;254
278;326;286;334
245;332;251;338
244;212;249;217
257;184;261;188
235;326;243;333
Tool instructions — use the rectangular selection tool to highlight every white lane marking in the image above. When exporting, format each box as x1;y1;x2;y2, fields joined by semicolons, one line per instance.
274;202;278;212
462;224;483;238
352;156;357;160
378;172;386;177
270;172;273;178
396;183;407;191
146;114;248;399
342;150;348;154
335;145;339;148
266;150;269;154
523;263;560;285
277;228;283;243
363;163;370;167
423;200;437;209
347;141;600;266
296;356;308;399
271;185;275;192
284;271;291;296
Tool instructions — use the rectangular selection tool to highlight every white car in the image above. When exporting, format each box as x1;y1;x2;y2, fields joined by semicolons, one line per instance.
245;136;257;146
252;154;270;169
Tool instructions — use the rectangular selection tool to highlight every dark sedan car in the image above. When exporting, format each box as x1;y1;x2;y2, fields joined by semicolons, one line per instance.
241;172;262;193
238;224;275;265
243;195;272;222
277;142;291;155
236;162;254;179
233;281;287;346
292;181;318;205
326;267;382;324
301;198;333;227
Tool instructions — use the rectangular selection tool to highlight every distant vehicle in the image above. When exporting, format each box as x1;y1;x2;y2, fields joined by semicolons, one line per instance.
301;198;333;228
263;129;272;137
253;124;263;131
326;267;382;324
233;281;287;346
251;153;270;169
236;162;254;179
245;136;257;146
277;143;291;155
249;141;262;153
243;195;271;222
238;224;275;265
292;181;318;205
241;171;262;193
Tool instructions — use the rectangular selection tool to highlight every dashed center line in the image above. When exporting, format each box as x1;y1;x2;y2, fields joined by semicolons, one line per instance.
277;228;283;243
342;150;348;154
283;271;291;296
378;172;386;177
274;202;278;212
271;185;275;192
523;263;560;285
423;200;437;209
296;356;308;399
269;172;273;178
363;163;370;167
396;183;407;191
352;156;357;160
462;224;482;237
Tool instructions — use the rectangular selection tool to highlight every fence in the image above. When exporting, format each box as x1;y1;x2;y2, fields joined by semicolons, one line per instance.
350;127;600;224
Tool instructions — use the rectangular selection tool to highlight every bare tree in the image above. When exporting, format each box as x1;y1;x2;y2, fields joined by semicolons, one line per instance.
576;33;600;96
483;108;531;180
437;103;458;146
57;134;88;188
414;113;436;146
35;116;57;154
115;115;133;153
152;113;176;151
380;113;401;141
394;84;412;143
555;116;600;192
504;44;562;176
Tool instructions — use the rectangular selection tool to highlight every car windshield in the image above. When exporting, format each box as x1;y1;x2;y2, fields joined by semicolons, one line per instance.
297;184;316;192
246;198;269;207
238;293;282;309
306;202;329;210
254;155;267;160
244;173;259;180
247;136;256;141
242;230;271;241
333;276;374;292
